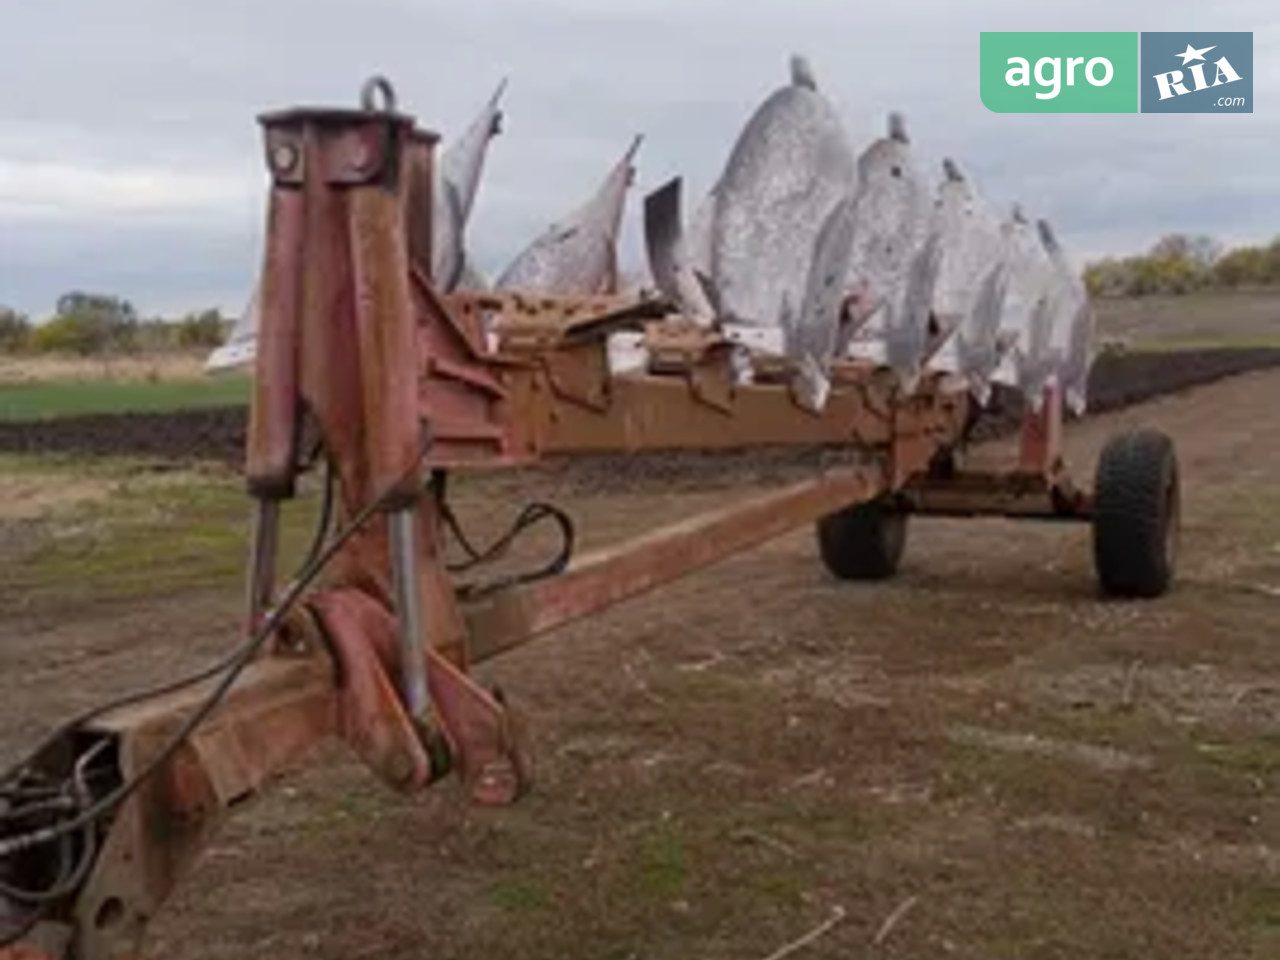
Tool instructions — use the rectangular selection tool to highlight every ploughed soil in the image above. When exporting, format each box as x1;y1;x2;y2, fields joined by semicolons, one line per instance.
1;368;1279;958
2;347;1280;465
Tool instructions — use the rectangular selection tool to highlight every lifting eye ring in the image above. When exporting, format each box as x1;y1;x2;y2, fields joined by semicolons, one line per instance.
360;75;398;114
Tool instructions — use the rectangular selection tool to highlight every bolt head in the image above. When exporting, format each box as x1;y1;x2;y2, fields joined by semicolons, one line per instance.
271;142;298;174
348;141;372;172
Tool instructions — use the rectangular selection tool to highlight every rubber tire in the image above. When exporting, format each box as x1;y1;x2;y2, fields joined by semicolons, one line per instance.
1092;429;1180;598
816;498;907;581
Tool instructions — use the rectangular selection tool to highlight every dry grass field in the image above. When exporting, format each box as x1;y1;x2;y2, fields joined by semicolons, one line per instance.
1;366;1278;958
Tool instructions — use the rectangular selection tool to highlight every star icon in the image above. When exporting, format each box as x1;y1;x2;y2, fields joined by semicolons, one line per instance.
1176;43;1216;65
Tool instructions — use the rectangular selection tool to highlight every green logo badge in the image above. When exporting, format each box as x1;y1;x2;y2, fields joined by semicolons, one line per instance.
981;32;1139;113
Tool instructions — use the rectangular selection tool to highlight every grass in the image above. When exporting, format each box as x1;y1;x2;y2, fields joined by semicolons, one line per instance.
0;352;210;384
634;825;689;899
1123;335;1280;353
0;454;319;603
1094;287;1280;347
0;374;249;421
490;880;553;914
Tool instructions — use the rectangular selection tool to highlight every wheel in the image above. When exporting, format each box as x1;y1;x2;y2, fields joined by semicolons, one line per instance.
816;497;907;581
1092;429;1179;598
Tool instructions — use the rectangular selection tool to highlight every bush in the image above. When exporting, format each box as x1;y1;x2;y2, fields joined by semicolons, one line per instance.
1086;234;1229;298
1084;233;1280;298
0;308;31;353
31;291;141;355
31;313;109;355
176;309;230;349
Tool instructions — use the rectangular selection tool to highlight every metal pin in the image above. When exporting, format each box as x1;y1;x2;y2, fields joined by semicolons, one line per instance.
388;507;430;719
245;499;280;631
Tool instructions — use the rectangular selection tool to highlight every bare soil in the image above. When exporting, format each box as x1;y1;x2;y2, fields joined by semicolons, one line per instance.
2;370;1279;958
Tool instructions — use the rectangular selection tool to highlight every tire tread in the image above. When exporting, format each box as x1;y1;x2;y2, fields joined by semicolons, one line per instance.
1092;429;1177;598
816;498;906;581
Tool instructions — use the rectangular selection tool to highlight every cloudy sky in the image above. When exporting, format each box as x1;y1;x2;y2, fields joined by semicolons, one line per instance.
0;0;1274;318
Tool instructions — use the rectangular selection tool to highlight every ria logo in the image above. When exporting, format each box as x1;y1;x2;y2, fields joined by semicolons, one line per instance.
1153;43;1243;101
1141;32;1252;112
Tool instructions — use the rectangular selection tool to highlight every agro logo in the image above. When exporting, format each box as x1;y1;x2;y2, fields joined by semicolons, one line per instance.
1140;33;1253;113
1152;43;1243;101
1005;54;1114;101
979;32;1138;113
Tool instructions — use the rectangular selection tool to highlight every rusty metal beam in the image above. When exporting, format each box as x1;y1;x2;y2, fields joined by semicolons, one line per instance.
64;654;337;960
462;464;885;662
537;375;895;453
903;471;1090;520
1018;384;1065;475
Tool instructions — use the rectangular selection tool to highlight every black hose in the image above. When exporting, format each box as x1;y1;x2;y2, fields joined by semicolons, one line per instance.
433;471;574;596
0;440;429;867
0;455;337;792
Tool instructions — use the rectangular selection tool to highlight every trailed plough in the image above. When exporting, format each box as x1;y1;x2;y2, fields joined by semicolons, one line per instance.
1;60;1179;960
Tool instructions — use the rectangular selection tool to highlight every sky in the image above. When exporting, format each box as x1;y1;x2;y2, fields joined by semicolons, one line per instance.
0;0;1275;318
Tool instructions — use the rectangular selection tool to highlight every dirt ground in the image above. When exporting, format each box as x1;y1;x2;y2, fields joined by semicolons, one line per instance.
2;371;1280;958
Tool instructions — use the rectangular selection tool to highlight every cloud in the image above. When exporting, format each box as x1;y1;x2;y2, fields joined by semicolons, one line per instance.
1;0;1276;315
4;218;258;319
0;159;255;223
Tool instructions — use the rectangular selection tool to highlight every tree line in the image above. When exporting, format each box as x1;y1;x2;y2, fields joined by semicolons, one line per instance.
1085;234;1280;298
2;239;1275;357
0;293;232;356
